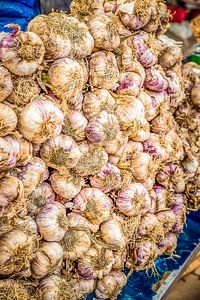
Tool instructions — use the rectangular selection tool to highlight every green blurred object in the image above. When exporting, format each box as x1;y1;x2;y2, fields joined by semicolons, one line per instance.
190;44;200;65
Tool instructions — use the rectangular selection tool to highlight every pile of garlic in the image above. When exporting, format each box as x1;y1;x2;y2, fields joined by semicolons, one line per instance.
0;1;199;299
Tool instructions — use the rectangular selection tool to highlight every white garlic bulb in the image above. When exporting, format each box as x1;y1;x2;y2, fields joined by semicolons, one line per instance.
17;138;33;167
0;65;13;102
36;202;68;241
0;103;17;136
18;95;64;143
73;188;113;225
40;134;81;174
31;242;63;278
50;171;85;200
0;24;45;76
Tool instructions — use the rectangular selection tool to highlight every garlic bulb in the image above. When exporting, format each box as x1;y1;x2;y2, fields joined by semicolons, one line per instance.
155;210;176;234
50;171;85;200
119;140;143;163
116;183;151;217
115;95;145;130
130;152;153;183
74;141;108;176
88;15;120;50
68;92;84;111
83;89;117;120
67;212;99;233
105;131;128;155
143;0;159;32
89;51;119;89
27;182;55;216
112;250;127;270
0;103;17;136
0;24;45;76
0;280;30;299
11;157;48;195
77;245;114;279
36;202;68;242
17;138;33;166
12;215;38;236
95;271;127;299
158;232;177;256
8;74;41;106
118;0;151;30
0;65;13;102
89;163;121;193
70;0;104;21
129;118;150;142
86;111;120;146
159;46;183;69
139;90;160;121
62;110;88;142
144;66;168;92
0;229;37;276
167;70;183;109
31;242;63;278
48;58;85;101
75;278;96;300
100;217;126;249
18;95;64;143
143;133;169;161
73;188;113;225
62;229;91;260
130;240;158;271
153;184;168;211
0;175;25;218
113;71;143;97
151;112;176;134
40;134;81;174
28;12;94;59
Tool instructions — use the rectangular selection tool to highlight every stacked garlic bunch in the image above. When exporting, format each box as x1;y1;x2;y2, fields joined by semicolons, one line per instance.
0;1;195;299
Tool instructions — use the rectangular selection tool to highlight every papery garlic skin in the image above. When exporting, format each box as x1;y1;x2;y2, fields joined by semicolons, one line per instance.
130;152;152;183
112;250;127;270
158;232;177;256
67;212;99;233
0;65;13;102
36;202;68;242
74;142;108;176
1;134;20;170
11;157;48;196
143;133;169;161
105;131;128;155
0;25;45;76
77;246;114;279
86;111;120;146
83;89;117;120
0;229;36;276
144;66;168;92
62;229;91;260
139;90;160;121
18;96;64;143
95;271;127;299
0;175;25;218
159;46;183;69
75;278;96;300
31;242;63;278
40;134;81;174
118;140;143;163
89;163;121;193
100;217;126;249
89;51;119;89
73;188;113;225
50;171;84;200
116;183;151;217
155;210;176;234
48;58;85;100
0;103;17;136
27;182;55;216
62;110;88;142
39;275;68;300
0;280;30;299
17;138;33;166
114;71;143;97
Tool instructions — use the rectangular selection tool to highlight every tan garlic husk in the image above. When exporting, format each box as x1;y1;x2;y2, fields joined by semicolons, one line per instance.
0;24;45;76
40;134;81;174
0;103;17;136
129;118;150;142
0;65;13;102
50;171;85;200
62;229;91;260
86;111;121;146
118;140;144;164
83;89;117;120
28;12;94;59
48;58;85;102
112;250;127;270
67;212;99;233
75;278;96;299
191;82;200;108
0;229;37;276
18;95;64;143
95;271;127;300
8;74;41;106
77;245;114;279
27;182;55;216
143;133;169;161
36;201;68;242
70;0;104;21
116;183;151;217
0;175;25;219
105;131;128;155
0;134;20;170
100;216;126;249
62;110;88;142
0;280;31;300
159;45;183;69
155;210;176;234
87;15;120;50
151;112;176;134
143;0;159;32
11;215;38;236
130;152;152;183
89;163;121;193
67;92;83;111
31;242;63;278
139;90;160;121
165;130;184;161
11;157;48;196
113;71;143;97
73;187;113;225
89;51;119;89
74;141;108;176
17;137;33;166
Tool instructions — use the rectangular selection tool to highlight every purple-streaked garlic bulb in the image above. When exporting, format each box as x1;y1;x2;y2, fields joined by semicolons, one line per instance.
153;184;168;210
143;133;169;161
170;204;186;234
0;103;17;137
155;210;176;234
144;66;168;92
158;232;177;256
159;46;182;69
113;71;143;97
67;212;99;233
72;188;113;225
139;90;160;121
116;183;151;217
